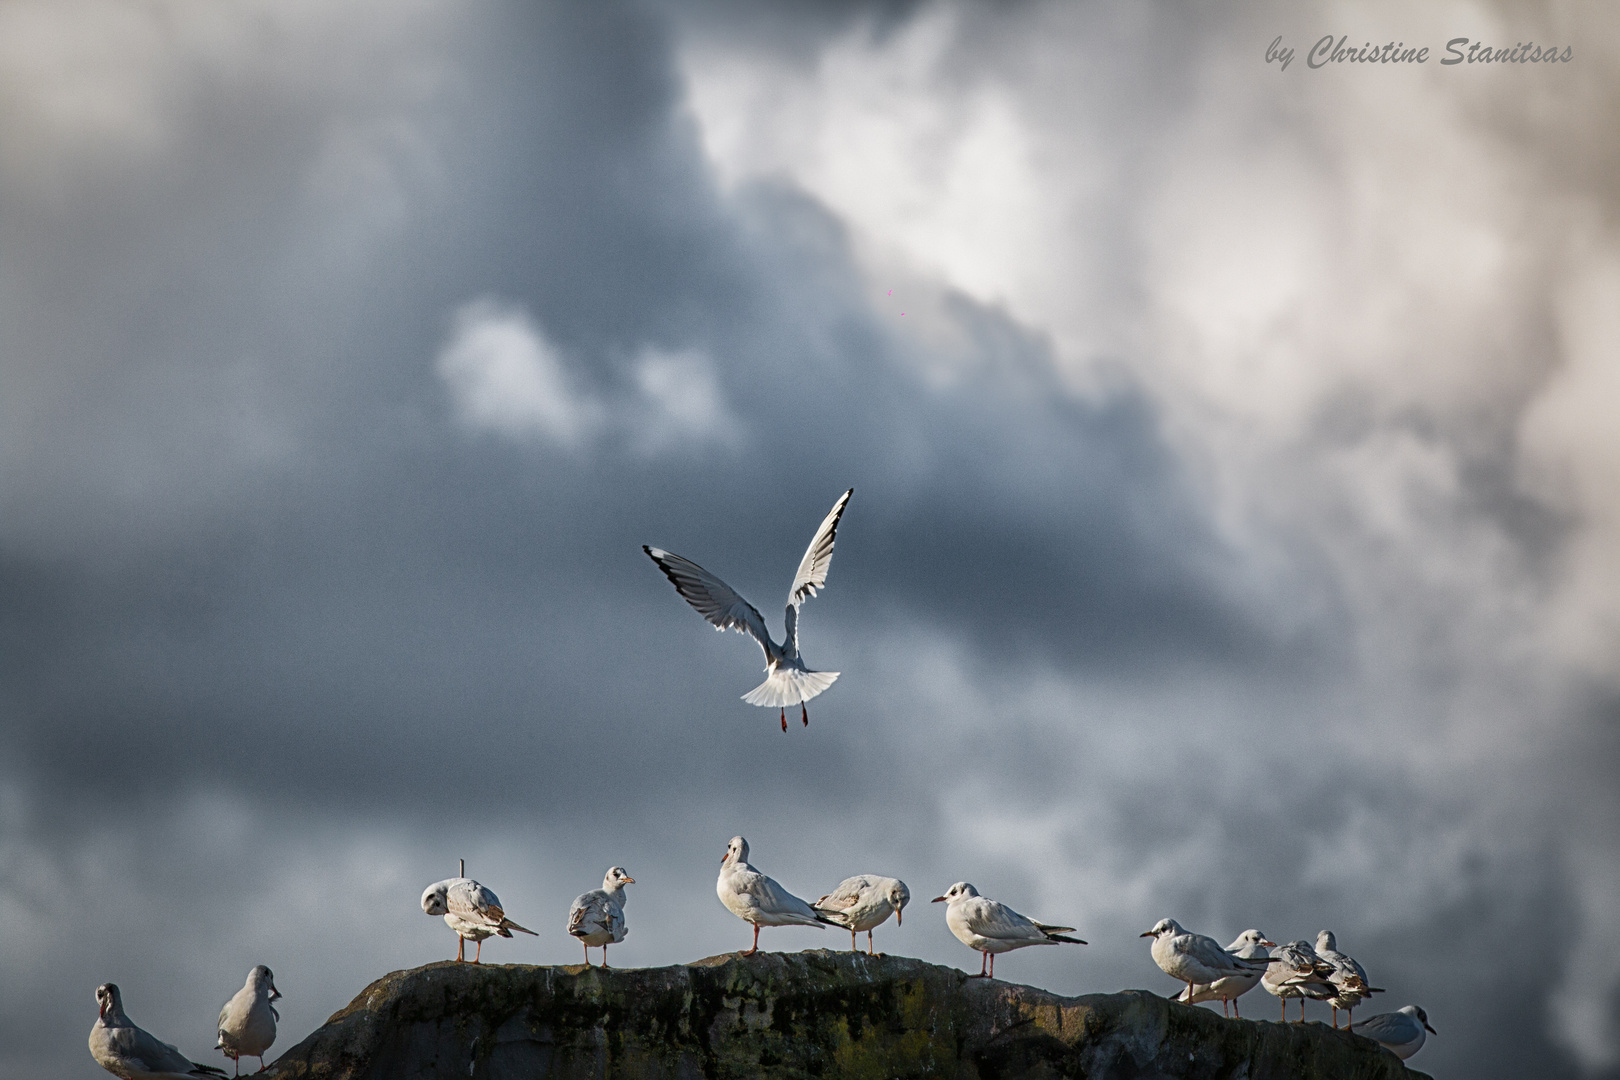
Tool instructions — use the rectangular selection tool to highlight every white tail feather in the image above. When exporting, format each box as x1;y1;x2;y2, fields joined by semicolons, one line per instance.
742;669;840;707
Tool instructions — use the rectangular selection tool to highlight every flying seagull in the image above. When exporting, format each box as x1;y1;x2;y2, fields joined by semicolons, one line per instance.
645;489;852;732
90;983;229;1079
933;882;1086;978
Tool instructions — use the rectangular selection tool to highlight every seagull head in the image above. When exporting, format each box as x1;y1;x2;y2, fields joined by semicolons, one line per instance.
931;882;977;903
94;983;123;1022
889;880;911;924
1405;1005;1437;1035
722;836;749;866
249;965;281;1001
1316;929;1337;951
421;880;452;916
1236;928;1275;948
605;866;636;889
1140;917;1182;939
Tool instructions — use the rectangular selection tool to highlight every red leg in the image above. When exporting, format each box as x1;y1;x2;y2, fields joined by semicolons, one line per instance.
744;923;761;956
801;703;808;726
257;1055;266;1072
1232;997;1240;1019
989;953;995;979
850;928;858;951
780;709;787;732
975;951;988;977
474;938;483;964
868;930;875;955
603;944;610;969
457;936;465;963
583;941;590;965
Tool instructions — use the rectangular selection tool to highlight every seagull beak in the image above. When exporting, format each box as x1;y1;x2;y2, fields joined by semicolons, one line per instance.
1261;940;1276;947
1424;1021;1437;1035
270;986;282;1001
895;908;902;925
720;852;727;864
931;896;946;903
623;876;636;885
1139;931;1155;938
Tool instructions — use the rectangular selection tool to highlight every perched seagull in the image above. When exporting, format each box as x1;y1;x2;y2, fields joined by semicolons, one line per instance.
1172;929;1275;1017
933;882;1086;979
1262;939;1339;1022
567;866;635;968
90;983;229;1079
1316;929;1383;1029
215;966;280;1075
645;489;852;732
1142;919;1278;1007
716;835;828;953
1352;1005;1436;1061
813;875;911;954
421;877;537;963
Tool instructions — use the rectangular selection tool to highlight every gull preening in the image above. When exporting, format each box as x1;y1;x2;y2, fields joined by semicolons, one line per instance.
645;489;852;732
215;966;280;1075
1351;1004;1436;1060
813;875;910;954
568;866;635;967
1141;919;1277;1007
1171;929;1275;1017
933;882;1086;978
1262;939;1338;1021
90;983;229;1079
1316;929;1382;1029
421;876;537;963
716;835;827;953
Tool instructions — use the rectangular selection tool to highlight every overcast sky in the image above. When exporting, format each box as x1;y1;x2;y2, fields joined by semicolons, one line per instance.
3;1;1618;1077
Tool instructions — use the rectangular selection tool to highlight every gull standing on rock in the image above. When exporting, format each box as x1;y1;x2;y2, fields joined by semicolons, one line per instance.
421;877;537;963
933;882;1086;978
1262;939;1339;1022
90;983;229;1079
645;489;852;732
215;966;280;1075
813;875;910;954
1172;929;1275;1017
1352;1005;1436;1060
1316;929;1383;1029
568;866;635;967
717;836;828;953
1141;919;1277;1007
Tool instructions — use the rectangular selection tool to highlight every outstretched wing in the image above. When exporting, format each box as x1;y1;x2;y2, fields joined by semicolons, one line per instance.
787;489;852;608
645;546;773;656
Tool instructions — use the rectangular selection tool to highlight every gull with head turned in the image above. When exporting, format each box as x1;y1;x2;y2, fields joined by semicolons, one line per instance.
933;882;1086;979
716;836;829;954
1262;939;1339;1021
1315;929;1383;1029
813;875;910;955
421;876;538;963
215;966;280;1075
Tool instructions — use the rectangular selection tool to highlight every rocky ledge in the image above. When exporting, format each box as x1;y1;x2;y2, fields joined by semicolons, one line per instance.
264;950;1432;1080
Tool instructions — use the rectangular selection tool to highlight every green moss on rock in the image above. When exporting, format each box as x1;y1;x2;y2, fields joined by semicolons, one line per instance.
264;950;1433;1080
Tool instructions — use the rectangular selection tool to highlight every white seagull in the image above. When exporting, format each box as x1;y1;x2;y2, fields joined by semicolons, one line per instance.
716;835;828;953
813;875;910;954
1261;939;1338;1022
90;983;229;1079
933;882;1086;979
1172;929;1275;1017
1141;919;1278;1006
421;877;538;963
215;966;280;1075
567;866;635;967
1352;1005;1436;1060
645;489;852;732
1316;929;1383;1029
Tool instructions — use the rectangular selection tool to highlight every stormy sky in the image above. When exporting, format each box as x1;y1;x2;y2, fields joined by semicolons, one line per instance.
3;1;1618;1076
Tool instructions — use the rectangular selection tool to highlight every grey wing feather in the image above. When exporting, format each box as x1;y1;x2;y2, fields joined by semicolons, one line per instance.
645;547;773;653
1352;1012;1417;1042
124;1026;213;1075
787;489;852;608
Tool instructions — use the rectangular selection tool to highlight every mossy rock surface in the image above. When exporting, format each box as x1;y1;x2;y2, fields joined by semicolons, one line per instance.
264;950;1433;1080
